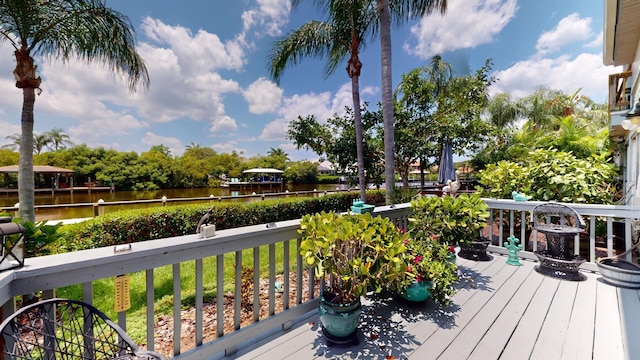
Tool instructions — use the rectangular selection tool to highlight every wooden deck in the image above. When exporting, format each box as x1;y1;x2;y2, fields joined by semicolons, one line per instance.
230;252;639;360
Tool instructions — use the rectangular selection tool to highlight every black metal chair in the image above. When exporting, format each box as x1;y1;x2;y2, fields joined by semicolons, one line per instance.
0;298;165;360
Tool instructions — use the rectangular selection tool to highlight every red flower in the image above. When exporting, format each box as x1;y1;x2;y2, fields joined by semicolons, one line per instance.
448;246;455;253
413;255;423;264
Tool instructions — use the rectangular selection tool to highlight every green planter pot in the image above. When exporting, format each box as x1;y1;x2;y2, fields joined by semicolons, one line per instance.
318;290;362;339
448;251;457;263
399;280;432;302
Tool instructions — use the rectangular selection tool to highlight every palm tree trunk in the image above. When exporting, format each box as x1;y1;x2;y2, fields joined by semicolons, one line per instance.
377;0;395;205
19;88;36;222
351;75;367;202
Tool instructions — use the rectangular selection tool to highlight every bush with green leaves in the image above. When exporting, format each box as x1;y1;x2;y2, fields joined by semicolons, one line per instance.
478;148;618;204
298;211;408;304
409;193;489;246
56;191;386;253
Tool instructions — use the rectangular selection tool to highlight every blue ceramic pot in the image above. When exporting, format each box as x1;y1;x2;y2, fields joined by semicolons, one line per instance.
318;290;362;338
399;280;432;302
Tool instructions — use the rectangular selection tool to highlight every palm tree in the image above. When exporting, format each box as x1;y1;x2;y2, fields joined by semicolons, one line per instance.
269;0;376;201
267;147;289;161
44;128;72;151
377;0;447;204
33;133;50;155
487;93;520;146
2;134;21;151
0;0;149;222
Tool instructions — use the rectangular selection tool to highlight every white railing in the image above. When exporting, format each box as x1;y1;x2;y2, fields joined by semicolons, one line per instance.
0;199;636;359
483;199;640;271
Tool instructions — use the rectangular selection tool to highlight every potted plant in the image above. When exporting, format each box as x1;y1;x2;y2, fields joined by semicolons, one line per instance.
409;193;490;261
394;229;458;305
298;211;408;341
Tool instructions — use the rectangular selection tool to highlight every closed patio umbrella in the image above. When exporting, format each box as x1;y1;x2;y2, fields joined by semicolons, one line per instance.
438;140;456;184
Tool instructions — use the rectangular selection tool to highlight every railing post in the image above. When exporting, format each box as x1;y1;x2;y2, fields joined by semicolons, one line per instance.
93;199;105;217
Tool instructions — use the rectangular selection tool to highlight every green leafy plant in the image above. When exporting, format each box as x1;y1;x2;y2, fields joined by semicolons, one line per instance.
478;148;617;204
398;229;458;305
409;193;489;247
298;211;408;304
8;219;62;257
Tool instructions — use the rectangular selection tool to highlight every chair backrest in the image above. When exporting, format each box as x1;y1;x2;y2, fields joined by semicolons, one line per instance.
531;202;586;230
0;298;164;360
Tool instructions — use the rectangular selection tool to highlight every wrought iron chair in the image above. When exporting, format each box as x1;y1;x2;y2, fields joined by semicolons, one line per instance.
0;298;165;360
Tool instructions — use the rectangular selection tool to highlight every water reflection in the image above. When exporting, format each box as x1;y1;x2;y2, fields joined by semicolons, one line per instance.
0;184;341;221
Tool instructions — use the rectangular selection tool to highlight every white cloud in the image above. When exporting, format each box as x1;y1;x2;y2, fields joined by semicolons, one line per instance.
244;77;283;114
141;132;184;156
259;82;376;141
141;17;245;72
210;115;239;133
585;30;603;49
489;53;612;102
211;140;246;155
0;121;21;147
242;0;291;37
535;13;593;57
406;0;518;59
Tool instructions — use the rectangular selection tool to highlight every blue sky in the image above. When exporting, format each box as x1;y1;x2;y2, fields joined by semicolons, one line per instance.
0;0;615;161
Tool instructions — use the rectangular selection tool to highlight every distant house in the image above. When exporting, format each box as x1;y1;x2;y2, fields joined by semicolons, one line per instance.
604;0;640;205
317;160;336;175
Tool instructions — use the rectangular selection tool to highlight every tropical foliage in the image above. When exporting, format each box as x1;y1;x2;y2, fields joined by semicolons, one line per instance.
395;57;493;187
299;211;408;304
409;193;490;247
399;231;457;305
0;0;149;222
472;88;611;170
269;0;379;201
478;148;618;204
287;106;384;185
0;144;319;190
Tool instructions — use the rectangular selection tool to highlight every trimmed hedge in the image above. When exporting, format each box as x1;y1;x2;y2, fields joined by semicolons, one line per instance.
56;191;386;253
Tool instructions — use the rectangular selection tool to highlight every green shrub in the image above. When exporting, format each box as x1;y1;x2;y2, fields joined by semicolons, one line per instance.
316;175;340;184
56;191;386;253
478;148;618;204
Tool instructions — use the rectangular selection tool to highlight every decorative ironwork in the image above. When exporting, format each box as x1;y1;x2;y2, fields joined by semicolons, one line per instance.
532;203;586;281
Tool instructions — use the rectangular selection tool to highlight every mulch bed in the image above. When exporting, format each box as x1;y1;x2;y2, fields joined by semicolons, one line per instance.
150;271;320;358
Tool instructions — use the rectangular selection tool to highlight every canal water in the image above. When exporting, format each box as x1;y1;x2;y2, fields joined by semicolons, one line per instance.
0;184;343;221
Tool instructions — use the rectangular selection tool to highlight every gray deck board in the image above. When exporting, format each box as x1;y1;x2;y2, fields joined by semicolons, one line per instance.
230;253;634;360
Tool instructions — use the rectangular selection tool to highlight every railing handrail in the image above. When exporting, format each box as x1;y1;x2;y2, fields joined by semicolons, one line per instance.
483;198;640;217
0;199;635;359
0;189;353;219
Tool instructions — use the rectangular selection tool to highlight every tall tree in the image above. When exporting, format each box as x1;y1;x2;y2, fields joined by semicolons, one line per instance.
33;133;49;155
44;128;73;151
377;0;447;204
269;0;377;201
2;134;21;151
0;0;149;221
267;147;289;160
395;58;493;185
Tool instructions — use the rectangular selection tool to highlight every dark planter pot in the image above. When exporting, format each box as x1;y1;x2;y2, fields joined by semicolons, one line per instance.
458;238;491;261
318;289;362;340
398;280;431;302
